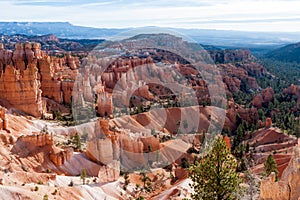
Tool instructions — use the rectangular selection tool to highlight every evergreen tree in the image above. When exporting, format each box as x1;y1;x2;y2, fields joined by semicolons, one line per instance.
80;168;87;185
189;136;242;200
71;133;82;150
264;154;279;181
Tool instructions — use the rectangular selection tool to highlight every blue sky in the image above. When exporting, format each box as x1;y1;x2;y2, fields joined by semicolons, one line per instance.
1;0;300;32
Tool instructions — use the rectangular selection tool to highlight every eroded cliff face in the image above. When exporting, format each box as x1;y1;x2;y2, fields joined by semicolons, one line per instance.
0;42;81;117
260;139;300;200
0;43;45;117
39;52;79;106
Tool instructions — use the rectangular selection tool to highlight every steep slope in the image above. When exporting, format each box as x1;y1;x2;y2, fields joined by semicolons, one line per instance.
266;42;300;63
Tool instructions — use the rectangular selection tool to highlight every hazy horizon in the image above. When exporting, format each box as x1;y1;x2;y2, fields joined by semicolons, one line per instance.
1;0;300;32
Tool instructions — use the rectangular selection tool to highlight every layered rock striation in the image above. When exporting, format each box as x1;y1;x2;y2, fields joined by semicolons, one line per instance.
0;42;80;117
0;43;45;117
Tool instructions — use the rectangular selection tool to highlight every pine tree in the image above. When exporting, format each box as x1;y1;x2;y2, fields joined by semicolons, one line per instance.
80;168;87;185
264;154;278;181
71;133;82;150
189;136;242;200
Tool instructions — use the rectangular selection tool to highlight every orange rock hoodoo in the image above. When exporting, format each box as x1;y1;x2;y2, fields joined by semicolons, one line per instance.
49;148;73;167
252;87;274;108
0;42;80;117
0;106;7;130
0;43;45;117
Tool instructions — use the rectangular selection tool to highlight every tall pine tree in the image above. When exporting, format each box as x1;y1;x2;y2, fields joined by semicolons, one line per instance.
189;136;241;200
264;154;278;181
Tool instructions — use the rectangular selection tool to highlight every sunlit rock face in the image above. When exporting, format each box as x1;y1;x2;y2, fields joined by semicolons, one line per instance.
260;140;300;200
0;43;48;117
0;42;81;117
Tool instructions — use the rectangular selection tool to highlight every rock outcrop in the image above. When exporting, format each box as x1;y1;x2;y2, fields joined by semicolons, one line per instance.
12;132;74;168
260;139;300;200
18;132;53;147
85;119;119;165
0;43;45;117
209;49;252;64
39;51;79;106
252;87;274;108
0;42;80;117
260;172;290;200
49;147;73;167
283;84;300;104
218;63;260;94
225;99;259;131
0;106;7;130
97;160;120;183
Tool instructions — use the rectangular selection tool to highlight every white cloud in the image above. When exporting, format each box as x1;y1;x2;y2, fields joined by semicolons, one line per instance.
0;0;300;32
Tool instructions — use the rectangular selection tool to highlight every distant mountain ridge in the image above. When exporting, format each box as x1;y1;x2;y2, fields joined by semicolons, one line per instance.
265;42;300;63
0;22;127;39
1;22;300;48
0;33;105;52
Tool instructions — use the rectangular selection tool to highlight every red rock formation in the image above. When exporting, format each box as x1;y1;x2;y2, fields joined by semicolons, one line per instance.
225;98;259;131
0;43;82;117
252;94;264;108
0;60;45;117
252;87;274;108
86;138;115;165
39;53;79;106
265;117;272;128
283;84;300;104
0;42;79;114
49;147;73;167
174;168;188;180
140;137;160;152
218;62;260;94
237;62;267;77
0;43;13;67
0;106;7;130
223;135;231;149
262;87;274;103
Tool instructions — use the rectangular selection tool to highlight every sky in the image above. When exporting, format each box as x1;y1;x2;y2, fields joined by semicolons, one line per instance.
1;0;300;32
